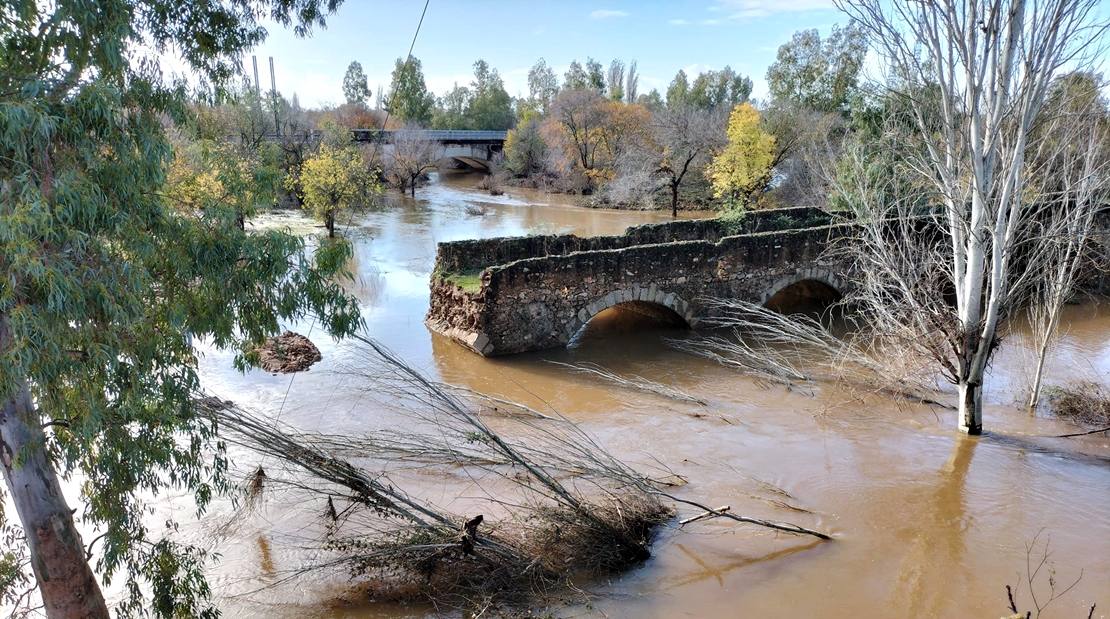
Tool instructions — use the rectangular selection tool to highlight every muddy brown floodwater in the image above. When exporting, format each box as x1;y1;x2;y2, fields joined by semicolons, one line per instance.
186;171;1110;619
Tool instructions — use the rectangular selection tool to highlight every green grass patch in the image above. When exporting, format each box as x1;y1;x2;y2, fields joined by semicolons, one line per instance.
441;270;484;292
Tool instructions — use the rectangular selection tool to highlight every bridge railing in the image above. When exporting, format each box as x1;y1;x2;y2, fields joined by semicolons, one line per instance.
349;129;507;143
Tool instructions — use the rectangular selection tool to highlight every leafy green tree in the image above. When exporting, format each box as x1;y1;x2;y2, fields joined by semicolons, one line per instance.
585;57;606;93
666;70;690;108
504;116;548;176
291;116;377;237
342;60;371;105
766;22;868;113
468;60;514;130
637;89;665;111
526;58;559;115
432;82;472;129
607;59;626;102
386;55;435;125
688;67;753;110
0;1;360;616
706;103;776;209
564;60;590;91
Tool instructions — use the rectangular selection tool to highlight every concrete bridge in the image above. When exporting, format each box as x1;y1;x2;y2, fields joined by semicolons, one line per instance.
425;207;852;356
351;129;506;170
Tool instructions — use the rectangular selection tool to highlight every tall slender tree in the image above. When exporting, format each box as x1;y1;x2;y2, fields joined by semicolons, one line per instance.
342;60;371;105
837;0;1109;433
386;55;435;126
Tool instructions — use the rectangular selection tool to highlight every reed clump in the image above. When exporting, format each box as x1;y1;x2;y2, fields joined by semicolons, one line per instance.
1046;381;1110;427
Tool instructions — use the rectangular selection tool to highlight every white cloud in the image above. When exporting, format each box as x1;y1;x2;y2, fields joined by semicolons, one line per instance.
590;9;630;20
669;19;689;25
708;0;834;21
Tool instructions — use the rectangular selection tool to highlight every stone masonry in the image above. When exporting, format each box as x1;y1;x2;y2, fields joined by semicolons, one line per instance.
426;207;852;356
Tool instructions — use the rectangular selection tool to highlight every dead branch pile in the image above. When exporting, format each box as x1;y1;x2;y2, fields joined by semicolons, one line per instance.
255;331;322;373
670;299;948;406
197;332;830;609
1045;381;1110;428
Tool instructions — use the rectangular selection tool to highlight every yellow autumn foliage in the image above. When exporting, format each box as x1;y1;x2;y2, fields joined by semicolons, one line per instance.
706;102;776;209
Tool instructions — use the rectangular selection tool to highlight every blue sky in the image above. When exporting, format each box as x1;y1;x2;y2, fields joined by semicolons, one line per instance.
245;0;847;108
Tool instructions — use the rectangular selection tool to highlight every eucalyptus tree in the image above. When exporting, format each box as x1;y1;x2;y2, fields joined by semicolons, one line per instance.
766;22;868;113
526;58;559;115
0;1;361;616
386;55;435;125
468;60;514;130
342;60;372;105
836;0;1109;433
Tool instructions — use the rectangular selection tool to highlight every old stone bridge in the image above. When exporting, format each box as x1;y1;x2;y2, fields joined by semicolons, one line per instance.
425;207;851;356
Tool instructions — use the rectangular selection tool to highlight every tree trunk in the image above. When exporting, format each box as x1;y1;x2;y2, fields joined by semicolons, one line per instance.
0;380;110;618
410;176;416;197
670;183;679;218
325;208;335;238
957;379;983;435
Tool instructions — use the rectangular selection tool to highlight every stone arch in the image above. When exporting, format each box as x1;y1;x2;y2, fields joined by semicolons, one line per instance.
565;286;697;341
761;268;847;313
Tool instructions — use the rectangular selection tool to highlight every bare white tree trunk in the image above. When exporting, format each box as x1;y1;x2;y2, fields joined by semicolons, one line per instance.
839;0;1107;433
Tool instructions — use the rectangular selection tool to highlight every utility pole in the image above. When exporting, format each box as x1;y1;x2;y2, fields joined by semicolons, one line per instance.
269;57;280;137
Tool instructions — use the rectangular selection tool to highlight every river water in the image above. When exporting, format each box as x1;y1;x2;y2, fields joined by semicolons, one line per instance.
190;172;1110;619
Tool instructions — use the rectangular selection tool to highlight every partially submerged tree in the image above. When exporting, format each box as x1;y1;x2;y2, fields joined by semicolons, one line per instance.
0;0;360;615
385;126;440;197
294;117;378;237
1022;72;1110;411
835;0;1109;433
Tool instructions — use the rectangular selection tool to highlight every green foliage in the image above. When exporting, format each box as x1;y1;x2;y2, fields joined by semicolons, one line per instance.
0;0;359;615
687;67;753;110
468;60;514;130
636;89;665;111
563;58;605;93
766;22;869;113
432;82;471;129
292;116;378;237
342;61;371;105
386;55;434;125
526;58;559;115
706;103;777;210
443;271;484;293
504;117;548;176
666;70;690;108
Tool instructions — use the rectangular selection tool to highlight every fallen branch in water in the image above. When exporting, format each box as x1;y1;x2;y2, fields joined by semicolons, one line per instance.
671;299;949;408
546;361;708;405
196;331;831;609
680;505;731;526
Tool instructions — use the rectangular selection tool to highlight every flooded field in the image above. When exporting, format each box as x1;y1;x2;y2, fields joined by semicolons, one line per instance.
189;172;1110;619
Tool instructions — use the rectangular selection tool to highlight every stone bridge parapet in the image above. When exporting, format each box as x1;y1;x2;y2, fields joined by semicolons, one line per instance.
426;207;851;356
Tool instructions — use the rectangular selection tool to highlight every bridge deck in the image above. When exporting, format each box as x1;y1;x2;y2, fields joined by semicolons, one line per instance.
350;129;507;145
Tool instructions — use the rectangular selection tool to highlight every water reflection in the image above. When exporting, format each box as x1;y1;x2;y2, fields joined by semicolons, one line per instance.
887;434;976;616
